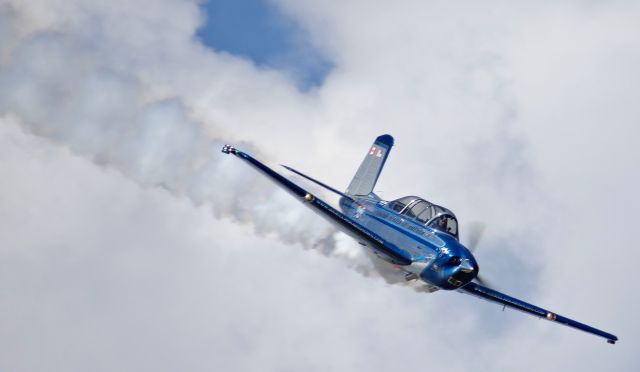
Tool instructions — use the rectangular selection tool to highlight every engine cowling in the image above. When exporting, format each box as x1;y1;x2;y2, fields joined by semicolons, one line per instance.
420;253;478;290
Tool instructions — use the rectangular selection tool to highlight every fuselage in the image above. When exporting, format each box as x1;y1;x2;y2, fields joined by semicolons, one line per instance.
339;195;478;290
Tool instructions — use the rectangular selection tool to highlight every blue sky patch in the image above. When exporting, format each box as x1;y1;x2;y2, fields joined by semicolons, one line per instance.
196;0;332;90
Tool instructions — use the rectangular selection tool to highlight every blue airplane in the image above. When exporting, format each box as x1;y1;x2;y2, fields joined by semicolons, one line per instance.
222;134;618;344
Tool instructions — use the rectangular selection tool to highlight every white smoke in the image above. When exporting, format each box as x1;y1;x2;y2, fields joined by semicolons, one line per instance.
0;0;547;292
3;0;640;370
0;0;394;283
3;0;636;296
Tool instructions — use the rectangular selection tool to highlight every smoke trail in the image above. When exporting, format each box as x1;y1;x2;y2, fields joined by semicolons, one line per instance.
0;0;429;289
0;25;328;247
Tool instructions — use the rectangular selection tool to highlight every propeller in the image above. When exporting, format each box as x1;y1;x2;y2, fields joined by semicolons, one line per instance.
474;274;495;288
466;222;486;253
464;222;496;288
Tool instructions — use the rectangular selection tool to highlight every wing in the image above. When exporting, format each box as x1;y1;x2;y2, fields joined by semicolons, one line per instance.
461;282;618;344
221;145;412;265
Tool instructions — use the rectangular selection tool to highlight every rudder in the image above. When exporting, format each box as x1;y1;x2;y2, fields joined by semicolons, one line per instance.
346;134;394;196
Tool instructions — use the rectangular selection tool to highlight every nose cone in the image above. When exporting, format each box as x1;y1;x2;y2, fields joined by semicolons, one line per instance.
463;252;480;278
451;252;479;287
459;258;475;274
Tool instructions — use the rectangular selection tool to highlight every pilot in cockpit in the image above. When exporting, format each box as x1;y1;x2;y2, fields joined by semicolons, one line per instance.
434;216;448;232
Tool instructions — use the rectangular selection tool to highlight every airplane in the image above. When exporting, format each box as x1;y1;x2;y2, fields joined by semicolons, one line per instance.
221;134;618;344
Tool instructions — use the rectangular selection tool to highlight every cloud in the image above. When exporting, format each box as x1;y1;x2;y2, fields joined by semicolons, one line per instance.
0;0;366;268
0;118;516;372
1;0;639;370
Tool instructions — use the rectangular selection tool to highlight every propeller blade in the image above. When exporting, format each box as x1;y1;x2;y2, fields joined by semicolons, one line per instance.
466;222;486;253
474;274;496;289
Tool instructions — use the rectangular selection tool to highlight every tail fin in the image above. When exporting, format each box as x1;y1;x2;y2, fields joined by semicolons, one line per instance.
346;134;394;196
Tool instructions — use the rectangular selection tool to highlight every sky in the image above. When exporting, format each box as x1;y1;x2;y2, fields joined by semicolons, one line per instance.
1;0;639;371
196;0;332;89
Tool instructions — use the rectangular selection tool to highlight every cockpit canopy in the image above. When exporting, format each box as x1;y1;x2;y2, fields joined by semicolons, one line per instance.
386;196;459;239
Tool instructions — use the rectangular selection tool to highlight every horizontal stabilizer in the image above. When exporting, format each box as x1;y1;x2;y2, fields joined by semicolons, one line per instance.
281;165;355;201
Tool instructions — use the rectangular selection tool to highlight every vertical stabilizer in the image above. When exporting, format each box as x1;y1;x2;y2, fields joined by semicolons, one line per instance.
346;134;394;196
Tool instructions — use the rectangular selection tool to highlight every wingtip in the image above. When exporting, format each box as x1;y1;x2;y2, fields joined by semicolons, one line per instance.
221;144;237;155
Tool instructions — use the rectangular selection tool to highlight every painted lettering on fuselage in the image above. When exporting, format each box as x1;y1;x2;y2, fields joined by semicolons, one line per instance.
341;199;445;264
368;205;445;249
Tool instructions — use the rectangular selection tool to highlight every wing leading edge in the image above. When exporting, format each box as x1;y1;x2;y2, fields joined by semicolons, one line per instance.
462;282;618;344
221;145;412;265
